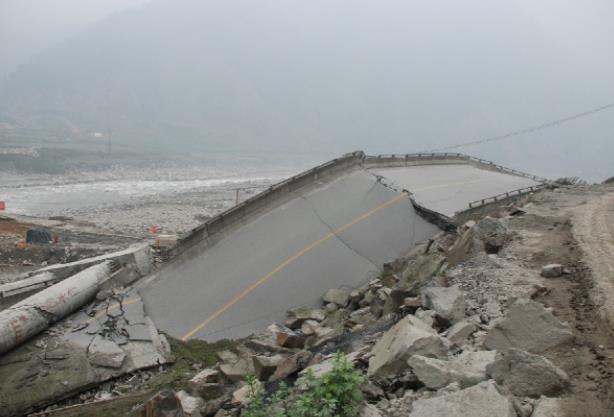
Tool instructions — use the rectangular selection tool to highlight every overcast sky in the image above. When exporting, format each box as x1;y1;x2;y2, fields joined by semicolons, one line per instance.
0;0;612;180
0;0;150;77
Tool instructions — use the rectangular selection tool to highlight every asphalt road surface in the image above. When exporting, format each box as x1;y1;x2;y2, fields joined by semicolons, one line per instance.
140;169;439;341
140;162;542;341
370;164;540;216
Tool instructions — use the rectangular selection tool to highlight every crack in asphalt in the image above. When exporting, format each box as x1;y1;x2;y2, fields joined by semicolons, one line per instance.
298;193;381;270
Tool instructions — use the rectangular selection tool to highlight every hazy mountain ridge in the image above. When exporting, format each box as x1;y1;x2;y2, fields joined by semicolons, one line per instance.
0;0;613;178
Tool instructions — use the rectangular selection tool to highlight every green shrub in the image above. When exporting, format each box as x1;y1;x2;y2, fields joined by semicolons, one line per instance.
245;352;364;417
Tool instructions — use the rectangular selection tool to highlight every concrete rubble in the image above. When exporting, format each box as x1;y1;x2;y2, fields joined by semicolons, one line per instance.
4;186;606;417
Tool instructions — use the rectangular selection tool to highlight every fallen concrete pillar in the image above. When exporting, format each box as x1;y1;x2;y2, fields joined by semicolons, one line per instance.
0;262;112;355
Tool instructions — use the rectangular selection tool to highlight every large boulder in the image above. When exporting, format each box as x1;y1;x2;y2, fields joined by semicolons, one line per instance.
421;286;466;324
367;315;446;379
486;349;569;398
269;350;312;381
408;381;516;417
408;350;496;390
483;299;573;353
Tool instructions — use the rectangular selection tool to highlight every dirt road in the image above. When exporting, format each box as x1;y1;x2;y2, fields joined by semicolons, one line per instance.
571;188;614;327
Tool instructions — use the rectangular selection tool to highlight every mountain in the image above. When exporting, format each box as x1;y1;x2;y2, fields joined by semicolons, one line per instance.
0;0;613;175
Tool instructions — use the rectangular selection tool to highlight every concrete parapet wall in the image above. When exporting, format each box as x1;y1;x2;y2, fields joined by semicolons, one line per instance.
167;151;548;258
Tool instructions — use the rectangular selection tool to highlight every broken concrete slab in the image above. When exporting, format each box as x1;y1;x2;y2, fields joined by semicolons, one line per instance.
408;381;516;417
421;285;466;324
486;348;569;398
483;298;574;353
0;262;113;355
87;335;126;368
0;295;173;417
367;315;446;379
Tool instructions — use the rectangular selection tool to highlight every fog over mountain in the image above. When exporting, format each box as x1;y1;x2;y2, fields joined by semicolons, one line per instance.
0;0;613;180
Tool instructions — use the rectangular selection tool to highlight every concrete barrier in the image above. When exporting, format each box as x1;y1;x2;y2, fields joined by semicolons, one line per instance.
0;262;112;355
165;151;548;259
167;151;366;257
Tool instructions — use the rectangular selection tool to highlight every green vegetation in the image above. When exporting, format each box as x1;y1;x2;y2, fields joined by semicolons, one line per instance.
144;336;238;392
245;352;364;417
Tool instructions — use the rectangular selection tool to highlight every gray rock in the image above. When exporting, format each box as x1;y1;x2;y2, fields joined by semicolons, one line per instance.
531;397;571;417
486;348;569;398
446;320;479;346
541;264;564;278
323;288;350;307
252;354;284;381
176;390;204;417
270;350;312;381
188;368;220;397
483;299;573;353
408;381;516;417
367;315;446;378
87;336;126;369
408;350;496;390
219;357;255;382
285;307;326;329
421;286;466;324
415;309;437;327
360;403;383;417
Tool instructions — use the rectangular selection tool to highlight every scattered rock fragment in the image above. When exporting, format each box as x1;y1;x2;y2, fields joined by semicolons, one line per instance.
483;299;573;353
368;315;446;379
445;319;479;346
276;327;306;349
285;307;326;329
408;381;515;417
486;348;569;397
540;264;564;278
421;285;466;324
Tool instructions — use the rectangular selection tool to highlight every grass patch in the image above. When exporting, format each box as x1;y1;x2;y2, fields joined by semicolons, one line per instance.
143;335;239;392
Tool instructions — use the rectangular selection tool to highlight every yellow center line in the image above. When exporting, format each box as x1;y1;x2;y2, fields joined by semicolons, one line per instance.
180;191;408;341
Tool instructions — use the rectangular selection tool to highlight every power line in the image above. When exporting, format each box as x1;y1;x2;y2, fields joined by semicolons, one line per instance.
429;101;614;152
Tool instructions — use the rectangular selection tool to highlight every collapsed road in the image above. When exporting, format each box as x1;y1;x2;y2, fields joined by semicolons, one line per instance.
0;151;548;416
138;152;545;341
